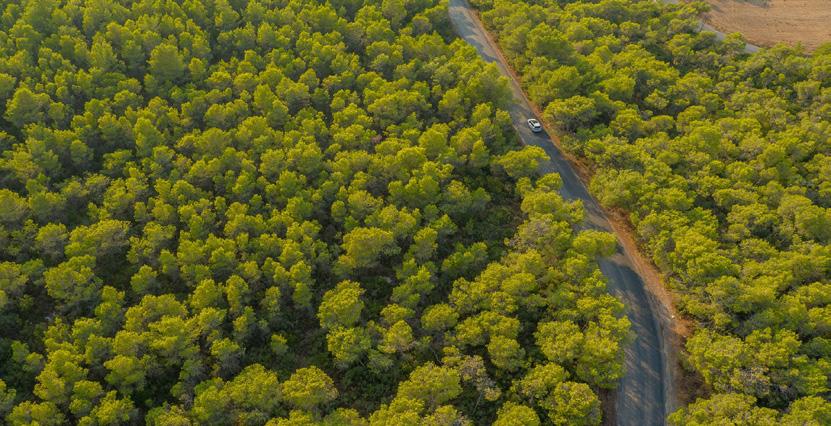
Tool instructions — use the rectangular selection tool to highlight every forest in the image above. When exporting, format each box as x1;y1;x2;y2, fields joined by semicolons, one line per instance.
470;0;831;423
0;0;632;424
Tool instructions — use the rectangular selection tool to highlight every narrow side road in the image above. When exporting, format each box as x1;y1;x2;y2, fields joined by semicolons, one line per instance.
447;1;683;424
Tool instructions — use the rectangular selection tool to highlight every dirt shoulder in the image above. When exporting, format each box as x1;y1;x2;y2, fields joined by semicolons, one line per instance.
702;0;831;52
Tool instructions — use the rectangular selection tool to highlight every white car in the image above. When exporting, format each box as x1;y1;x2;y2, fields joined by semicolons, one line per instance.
527;118;542;133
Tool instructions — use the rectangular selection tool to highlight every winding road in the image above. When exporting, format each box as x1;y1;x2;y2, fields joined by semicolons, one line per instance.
448;1;682;424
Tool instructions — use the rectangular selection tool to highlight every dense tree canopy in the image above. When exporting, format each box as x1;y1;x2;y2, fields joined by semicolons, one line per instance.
0;0;628;424
471;0;831;421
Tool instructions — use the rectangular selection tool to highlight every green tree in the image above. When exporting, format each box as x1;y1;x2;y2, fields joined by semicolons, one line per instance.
327;327;372;365
494;402;540;426
148;44;185;83
337;227;400;271
44;256;102;310
544;382;601;426
669;394;779;426
281;367;338;412
495;146;548;179
318;280;365;329
396;363;461;410
5;87;50;128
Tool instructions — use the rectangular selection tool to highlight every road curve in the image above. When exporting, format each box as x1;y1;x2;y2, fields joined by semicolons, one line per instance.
447;1;679;424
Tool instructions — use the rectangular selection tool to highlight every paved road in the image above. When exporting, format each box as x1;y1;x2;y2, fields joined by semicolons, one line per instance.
448;1;678;424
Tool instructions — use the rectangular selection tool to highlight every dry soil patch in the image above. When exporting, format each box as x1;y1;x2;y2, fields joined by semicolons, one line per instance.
702;0;831;51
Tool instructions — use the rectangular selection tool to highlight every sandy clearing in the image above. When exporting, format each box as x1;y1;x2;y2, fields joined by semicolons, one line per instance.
702;0;831;52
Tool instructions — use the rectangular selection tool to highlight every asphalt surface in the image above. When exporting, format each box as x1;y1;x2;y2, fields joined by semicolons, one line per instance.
448;1;678;424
